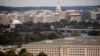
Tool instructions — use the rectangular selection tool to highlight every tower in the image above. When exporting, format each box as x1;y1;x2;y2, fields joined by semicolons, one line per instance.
56;2;62;12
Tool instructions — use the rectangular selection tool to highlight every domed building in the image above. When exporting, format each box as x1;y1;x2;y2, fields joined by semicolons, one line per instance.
56;2;62;12
11;19;22;24
10;19;22;28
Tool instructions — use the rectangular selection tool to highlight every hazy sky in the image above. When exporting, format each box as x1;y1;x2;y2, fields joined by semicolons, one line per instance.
0;0;100;7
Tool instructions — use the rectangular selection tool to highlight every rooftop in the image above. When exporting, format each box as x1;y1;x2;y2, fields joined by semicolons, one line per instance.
25;36;100;45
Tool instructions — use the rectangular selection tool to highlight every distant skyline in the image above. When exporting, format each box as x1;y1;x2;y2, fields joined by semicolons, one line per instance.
0;0;100;7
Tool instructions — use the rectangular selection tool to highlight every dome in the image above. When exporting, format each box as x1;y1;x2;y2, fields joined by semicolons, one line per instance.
56;2;62;12
11;19;22;25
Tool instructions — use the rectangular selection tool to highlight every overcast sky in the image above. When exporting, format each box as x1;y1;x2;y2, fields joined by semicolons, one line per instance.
0;0;100;7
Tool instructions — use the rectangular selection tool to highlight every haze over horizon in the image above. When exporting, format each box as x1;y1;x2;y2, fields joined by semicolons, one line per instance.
0;0;100;7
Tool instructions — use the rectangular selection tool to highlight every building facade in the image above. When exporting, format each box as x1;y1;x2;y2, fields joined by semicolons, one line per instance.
22;36;100;56
90;11;100;20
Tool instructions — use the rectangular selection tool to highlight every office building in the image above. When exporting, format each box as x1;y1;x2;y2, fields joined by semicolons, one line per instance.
66;10;81;22
68;13;81;22
90;11;100;20
22;36;100;56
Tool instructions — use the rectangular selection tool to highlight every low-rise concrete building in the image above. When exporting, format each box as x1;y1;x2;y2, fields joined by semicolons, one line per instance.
22;36;100;56
68;13;81;22
90;11;100;20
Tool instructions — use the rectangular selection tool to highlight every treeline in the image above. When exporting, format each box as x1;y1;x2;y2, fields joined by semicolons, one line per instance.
0;19;100;45
0;6;99;11
88;30;100;36
14;19;100;32
0;48;47;56
0;31;63;45
0;19;100;32
0;31;23;45
25;31;63;43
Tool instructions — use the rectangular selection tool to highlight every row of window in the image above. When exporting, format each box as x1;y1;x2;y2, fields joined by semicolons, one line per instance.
25;47;100;56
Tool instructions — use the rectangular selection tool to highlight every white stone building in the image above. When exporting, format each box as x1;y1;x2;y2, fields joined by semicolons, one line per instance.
22;36;100;56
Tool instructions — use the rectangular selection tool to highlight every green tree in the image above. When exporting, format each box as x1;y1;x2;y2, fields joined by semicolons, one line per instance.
43;32;50;39
19;48;26;54
71;31;81;36
18;48;33;56
19;52;33;56
32;34;41;41
48;32;63;39
25;34;33;43
0;31;22;45
88;30;99;36
6;49;17;56
38;52;47;56
0;51;7;56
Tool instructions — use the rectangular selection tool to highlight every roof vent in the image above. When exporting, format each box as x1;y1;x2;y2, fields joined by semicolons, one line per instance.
45;40;53;43
64;37;75;40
